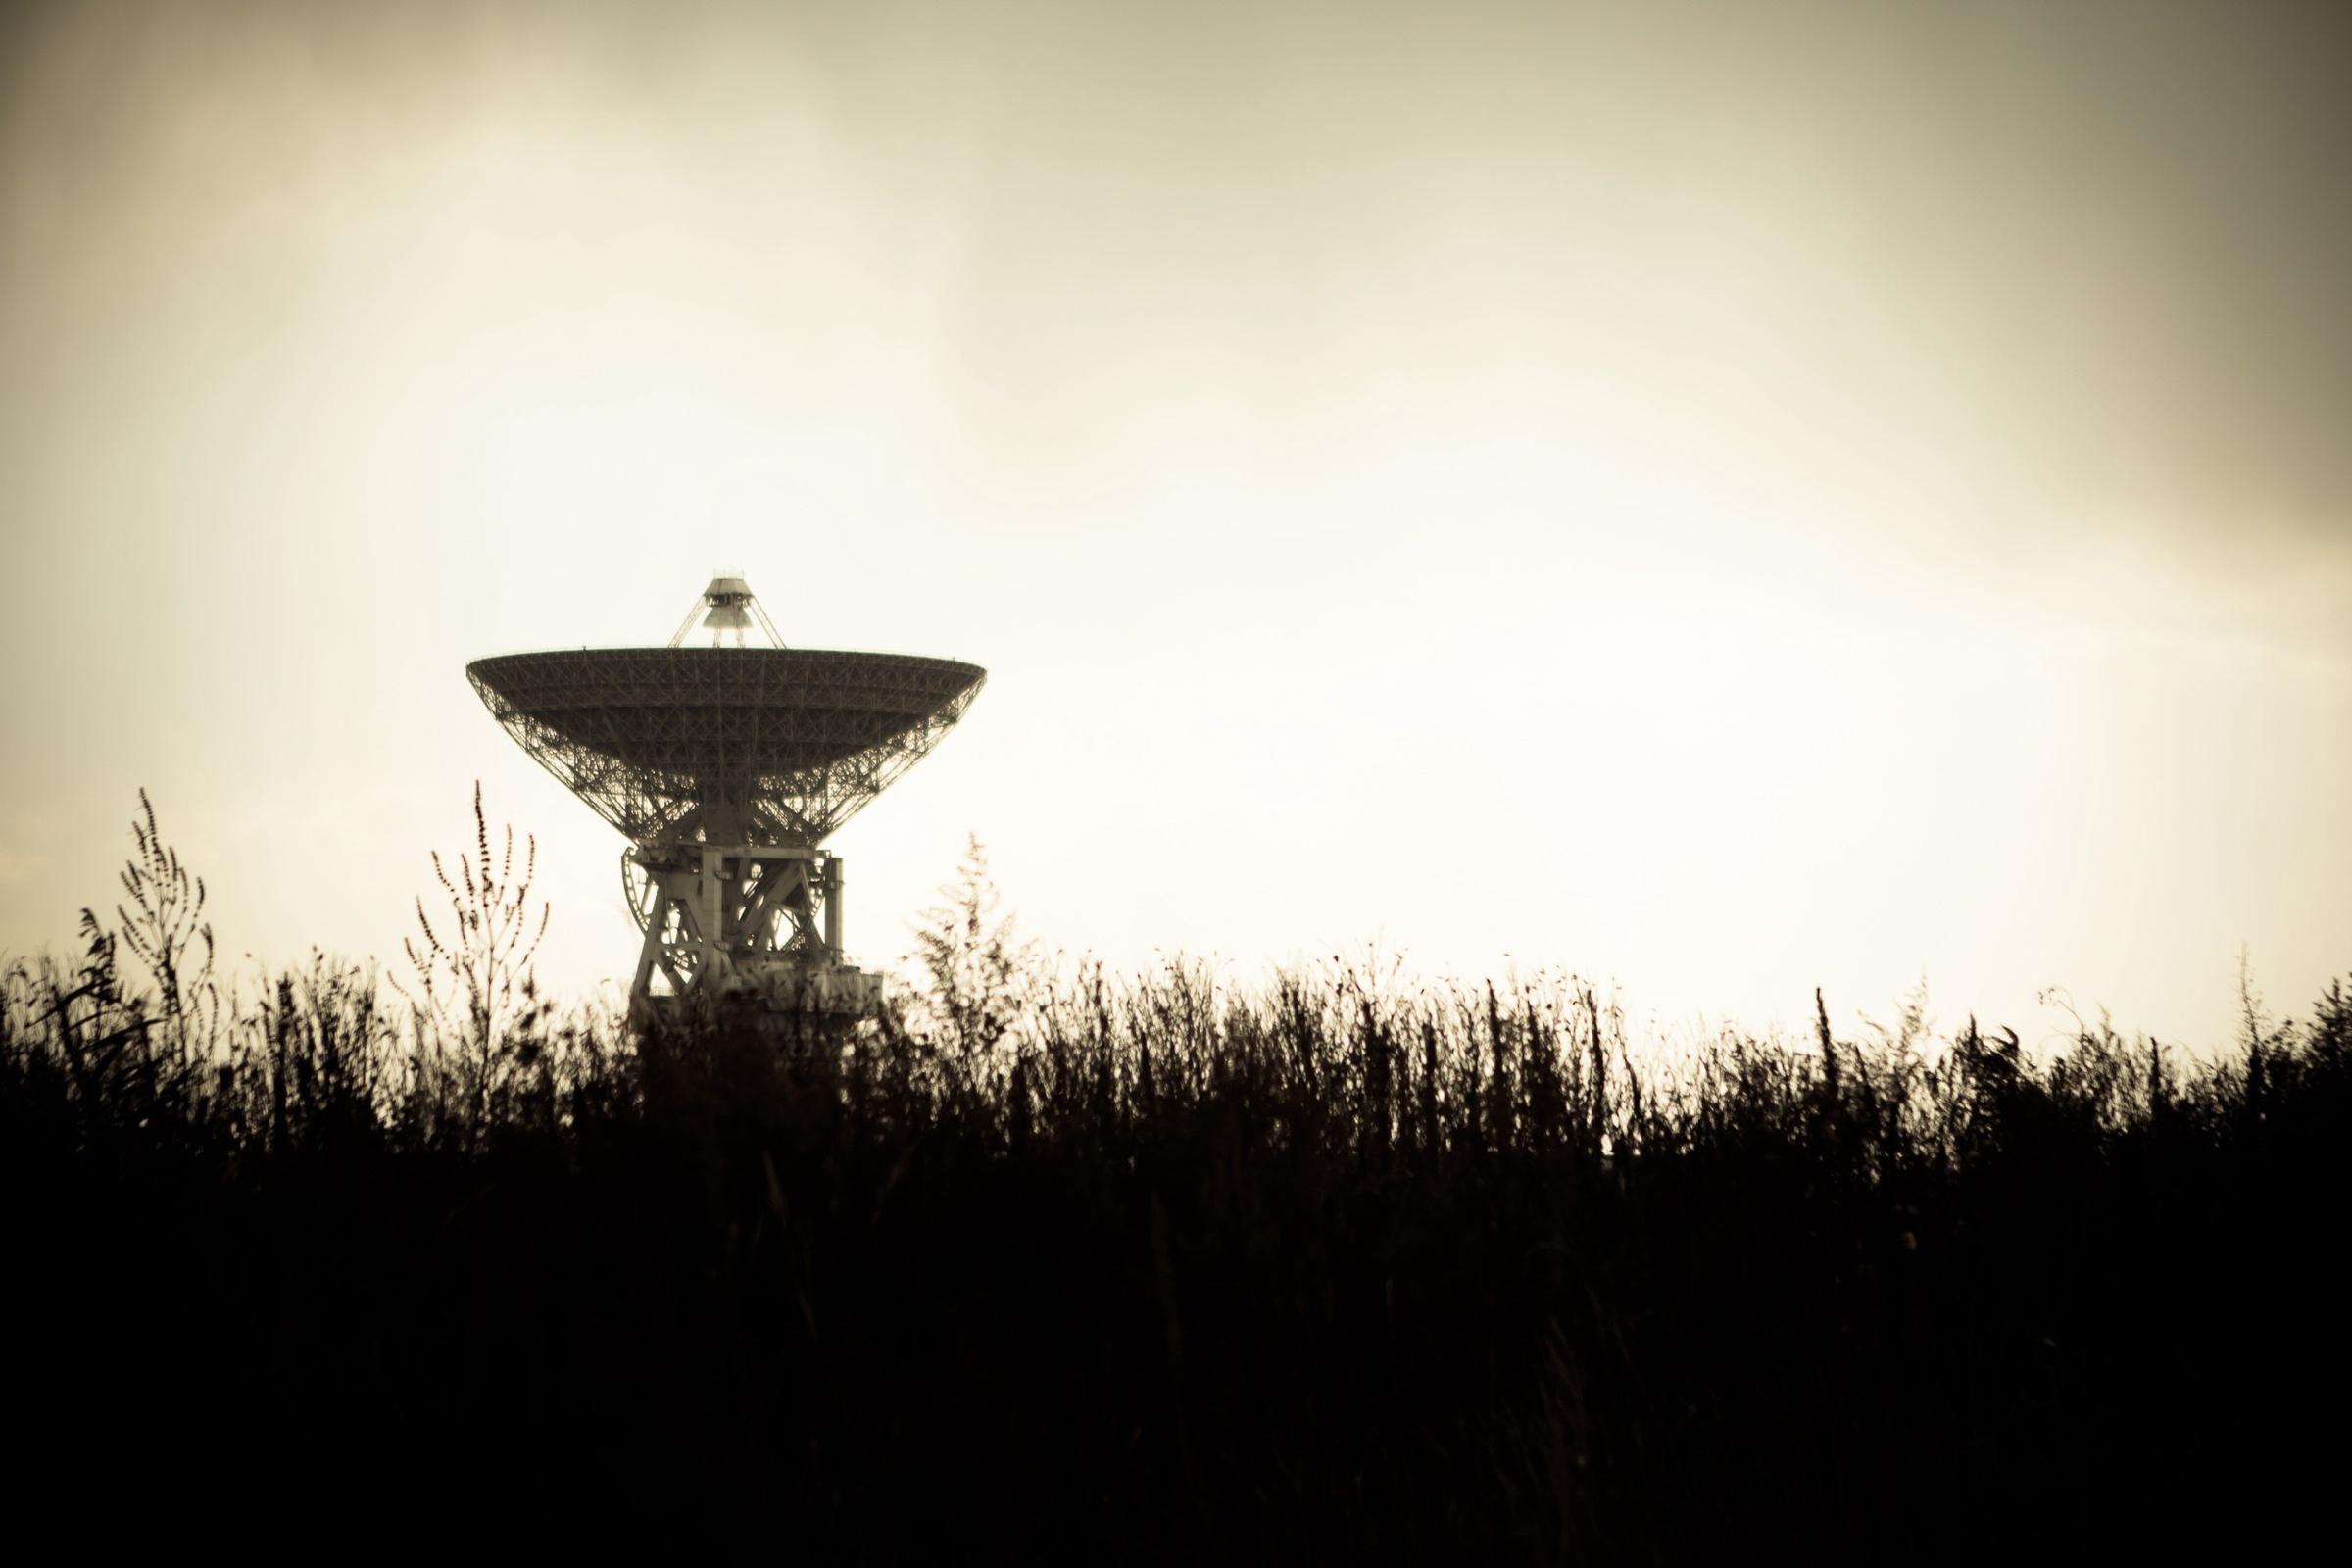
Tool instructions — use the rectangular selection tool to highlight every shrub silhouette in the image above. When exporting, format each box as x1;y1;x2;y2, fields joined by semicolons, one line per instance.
1;794;2346;1559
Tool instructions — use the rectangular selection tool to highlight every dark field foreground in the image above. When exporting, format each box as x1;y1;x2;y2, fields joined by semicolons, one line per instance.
3;819;2346;1559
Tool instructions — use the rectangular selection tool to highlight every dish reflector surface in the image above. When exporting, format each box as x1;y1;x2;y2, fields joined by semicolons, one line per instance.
467;646;985;847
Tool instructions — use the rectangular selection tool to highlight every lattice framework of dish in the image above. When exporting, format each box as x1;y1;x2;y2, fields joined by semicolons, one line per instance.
467;643;985;847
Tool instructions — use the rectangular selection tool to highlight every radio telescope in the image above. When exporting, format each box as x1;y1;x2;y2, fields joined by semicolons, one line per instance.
467;576;986;1026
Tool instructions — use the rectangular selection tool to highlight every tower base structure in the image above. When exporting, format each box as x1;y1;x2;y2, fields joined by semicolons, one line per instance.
625;842;883;1038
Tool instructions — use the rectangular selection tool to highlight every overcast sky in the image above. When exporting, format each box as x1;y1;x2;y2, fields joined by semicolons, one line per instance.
4;0;2347;1045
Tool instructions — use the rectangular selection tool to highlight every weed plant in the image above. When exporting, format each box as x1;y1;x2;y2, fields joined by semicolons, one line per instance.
2;803;2346;1559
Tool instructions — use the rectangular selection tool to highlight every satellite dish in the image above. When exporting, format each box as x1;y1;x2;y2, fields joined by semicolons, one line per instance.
467;575;986;1027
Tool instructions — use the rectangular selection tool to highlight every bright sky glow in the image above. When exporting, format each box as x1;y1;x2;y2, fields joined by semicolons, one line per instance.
4;0;2347;1047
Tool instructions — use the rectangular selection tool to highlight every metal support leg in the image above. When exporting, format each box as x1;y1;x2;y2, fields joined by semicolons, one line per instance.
825;855;844;957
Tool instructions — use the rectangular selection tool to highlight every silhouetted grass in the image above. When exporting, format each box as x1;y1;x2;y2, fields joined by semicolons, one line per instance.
2;804;2345;1559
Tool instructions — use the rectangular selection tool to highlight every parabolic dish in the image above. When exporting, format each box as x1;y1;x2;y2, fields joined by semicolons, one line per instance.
467;647;986;847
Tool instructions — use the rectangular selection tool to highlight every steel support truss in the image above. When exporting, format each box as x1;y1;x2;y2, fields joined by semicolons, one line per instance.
624;842;882;1026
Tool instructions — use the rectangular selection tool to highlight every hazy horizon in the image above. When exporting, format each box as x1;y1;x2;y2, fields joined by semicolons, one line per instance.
5;0;2348;1046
